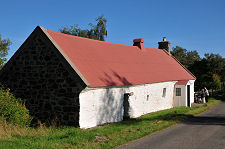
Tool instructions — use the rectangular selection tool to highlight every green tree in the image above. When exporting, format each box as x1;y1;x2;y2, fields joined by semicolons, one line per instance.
189;53;224;91
171;46;224;91
93;15;107;41
171;46;187;67
186;50;201;66
59;15;107;41
221;59;225;88
204;53;225;90
189;59;210;90
211;74;221;91
0;34;11;69
204;53;224;75
171;46;201;68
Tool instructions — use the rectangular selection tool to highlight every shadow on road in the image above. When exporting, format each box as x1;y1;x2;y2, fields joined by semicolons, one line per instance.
183;116;225;126
183;100;225;126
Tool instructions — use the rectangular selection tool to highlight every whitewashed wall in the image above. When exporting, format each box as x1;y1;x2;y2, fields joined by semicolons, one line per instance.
127;81;176;118
189;80;195;105
79;87;125;128
79;81;177;128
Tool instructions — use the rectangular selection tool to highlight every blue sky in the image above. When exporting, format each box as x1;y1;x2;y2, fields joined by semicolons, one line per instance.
1;0;225;60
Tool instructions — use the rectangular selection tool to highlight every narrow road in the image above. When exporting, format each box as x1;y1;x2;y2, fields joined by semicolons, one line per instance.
117;102;225;149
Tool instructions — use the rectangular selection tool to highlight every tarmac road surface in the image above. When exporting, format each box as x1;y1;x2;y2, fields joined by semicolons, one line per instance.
117;101;225;149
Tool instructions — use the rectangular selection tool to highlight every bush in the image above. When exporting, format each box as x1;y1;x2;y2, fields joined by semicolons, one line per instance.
0;88;32;126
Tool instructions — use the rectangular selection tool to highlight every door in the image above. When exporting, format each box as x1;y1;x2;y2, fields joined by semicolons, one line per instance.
123;93;130;118
187;85;190;107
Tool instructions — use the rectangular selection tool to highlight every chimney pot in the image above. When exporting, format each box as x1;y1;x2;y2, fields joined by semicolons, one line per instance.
158;37;171;55
133;38;144;49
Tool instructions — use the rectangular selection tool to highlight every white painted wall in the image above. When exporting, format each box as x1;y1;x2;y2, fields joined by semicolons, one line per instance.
79;81;177;128
189;80;195;105
127;81;176;118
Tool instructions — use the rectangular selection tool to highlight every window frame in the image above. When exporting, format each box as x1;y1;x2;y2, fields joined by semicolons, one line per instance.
176;88;181;96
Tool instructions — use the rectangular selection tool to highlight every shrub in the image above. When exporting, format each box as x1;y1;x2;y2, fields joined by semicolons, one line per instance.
0;88;32;126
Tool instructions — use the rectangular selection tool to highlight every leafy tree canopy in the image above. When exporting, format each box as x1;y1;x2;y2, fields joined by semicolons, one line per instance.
59;15;107;41
221;59;225;82
211;74;222;90
171;46;200;68
203;53;224;75
172;46;224;91
0;35;11;69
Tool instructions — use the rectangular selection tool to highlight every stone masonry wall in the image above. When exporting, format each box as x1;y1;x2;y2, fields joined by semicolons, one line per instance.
0;28;86;126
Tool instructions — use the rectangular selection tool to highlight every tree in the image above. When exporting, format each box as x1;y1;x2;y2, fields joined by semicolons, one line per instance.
221;59;225;88
171;46;225;91
189;59;210;90
59;15;107;41
210;74;222;95
93;15;107;41
171;46;201;68
188;52;225;91
204;53;225;90
204;53;224;75
186;50;201;66
0;34;11;69
171;46;187;67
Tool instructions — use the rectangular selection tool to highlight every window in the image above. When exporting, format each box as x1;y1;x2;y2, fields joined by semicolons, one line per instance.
176;88;181;96
162;88;166;97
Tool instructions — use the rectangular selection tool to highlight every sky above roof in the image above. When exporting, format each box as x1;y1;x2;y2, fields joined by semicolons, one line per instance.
1;0;225;60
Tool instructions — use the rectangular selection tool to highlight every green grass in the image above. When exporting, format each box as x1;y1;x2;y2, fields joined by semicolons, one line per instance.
0;98;220;149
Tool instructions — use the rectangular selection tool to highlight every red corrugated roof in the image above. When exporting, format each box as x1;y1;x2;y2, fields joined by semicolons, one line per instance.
46;29;196;87
175;80;189;85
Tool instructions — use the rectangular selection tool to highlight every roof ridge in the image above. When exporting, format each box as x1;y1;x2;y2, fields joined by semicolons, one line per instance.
46;29;162;51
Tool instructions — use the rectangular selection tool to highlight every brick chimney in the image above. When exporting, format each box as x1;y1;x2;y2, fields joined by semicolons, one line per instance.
133;38;144;49
158;37;171;55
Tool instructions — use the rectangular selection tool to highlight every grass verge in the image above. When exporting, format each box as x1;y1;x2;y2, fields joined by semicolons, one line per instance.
0;98;220;149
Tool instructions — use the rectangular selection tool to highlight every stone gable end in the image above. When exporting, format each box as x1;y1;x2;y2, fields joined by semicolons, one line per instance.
0;27;86;126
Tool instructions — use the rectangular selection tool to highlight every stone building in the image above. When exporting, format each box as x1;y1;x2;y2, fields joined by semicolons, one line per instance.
0;26;196;128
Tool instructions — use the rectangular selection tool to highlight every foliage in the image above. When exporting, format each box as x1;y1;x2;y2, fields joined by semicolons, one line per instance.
59;15;107;41
221;61;225;83
172;46;224;91
200;54;224;90
0;34;11;69
0;88;32;126
0;99;220;148
204;53;224;75
171;46;201;68
188;58;211;89
211;74;221;90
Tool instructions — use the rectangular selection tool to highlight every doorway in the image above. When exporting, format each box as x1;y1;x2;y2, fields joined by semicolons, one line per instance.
187;85;190;107
123;93;130;118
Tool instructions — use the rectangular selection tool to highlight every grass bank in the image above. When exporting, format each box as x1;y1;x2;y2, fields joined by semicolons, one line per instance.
0;98;220;149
